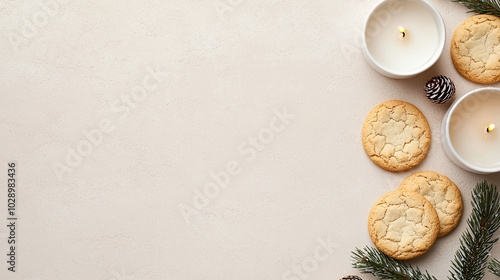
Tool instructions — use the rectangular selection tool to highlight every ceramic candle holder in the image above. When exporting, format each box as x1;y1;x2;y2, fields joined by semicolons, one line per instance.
362;0;445;79
442;88;500;174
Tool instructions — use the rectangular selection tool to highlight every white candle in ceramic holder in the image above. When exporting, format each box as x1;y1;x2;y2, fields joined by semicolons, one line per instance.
442;88;500;174
362;0;445;79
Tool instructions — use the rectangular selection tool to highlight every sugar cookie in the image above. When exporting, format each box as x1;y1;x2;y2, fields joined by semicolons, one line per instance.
362;100;431;172
399;171;463;237
368;190;439;260
451;15;500;84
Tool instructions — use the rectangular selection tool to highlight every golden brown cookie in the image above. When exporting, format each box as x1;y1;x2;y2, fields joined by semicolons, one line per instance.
368;190;439;260
362;100;431;172
399;171;463;237
451;15;500;84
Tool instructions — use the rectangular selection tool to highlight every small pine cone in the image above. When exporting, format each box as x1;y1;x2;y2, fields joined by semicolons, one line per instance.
339;276;362;280
424;75;455;104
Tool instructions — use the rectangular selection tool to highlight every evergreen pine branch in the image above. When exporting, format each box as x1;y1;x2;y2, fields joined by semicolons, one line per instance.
351;247;437;280
452;0;500;17
489;258;500;277
449;181;500;280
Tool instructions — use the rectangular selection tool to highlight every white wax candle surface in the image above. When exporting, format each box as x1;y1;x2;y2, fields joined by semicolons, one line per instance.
365;0;440;74
450;92;500;169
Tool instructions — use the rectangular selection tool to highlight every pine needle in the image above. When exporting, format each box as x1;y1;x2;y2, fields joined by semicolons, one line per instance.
489;258;500;277
449;181;500;280
452;0;500;17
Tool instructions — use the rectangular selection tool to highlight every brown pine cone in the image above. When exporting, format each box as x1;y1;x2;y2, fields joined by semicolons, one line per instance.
424;75;455;104
339;276;362;280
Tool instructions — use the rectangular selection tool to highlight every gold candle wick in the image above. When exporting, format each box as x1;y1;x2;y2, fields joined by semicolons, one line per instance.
486;124;496;133
399;26;406;39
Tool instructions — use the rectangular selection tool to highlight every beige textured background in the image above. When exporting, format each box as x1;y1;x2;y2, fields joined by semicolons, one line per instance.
0;0;500;279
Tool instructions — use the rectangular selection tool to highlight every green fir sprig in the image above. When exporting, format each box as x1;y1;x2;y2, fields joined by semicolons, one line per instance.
452;0;500;17
489;258;500;277
351;247;437;280
351;181;500;280
449;181;500;280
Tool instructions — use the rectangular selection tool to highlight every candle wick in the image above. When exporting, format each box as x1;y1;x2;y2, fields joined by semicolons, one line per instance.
398;26;406;40
486;124;496;133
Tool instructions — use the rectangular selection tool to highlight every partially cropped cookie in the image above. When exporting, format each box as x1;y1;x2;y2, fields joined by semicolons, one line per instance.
451;15;500;84
362;100;431;172
399;171;463;237
368;190;439;260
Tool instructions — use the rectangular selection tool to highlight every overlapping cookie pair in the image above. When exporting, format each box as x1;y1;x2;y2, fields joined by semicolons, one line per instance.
368;171;463;260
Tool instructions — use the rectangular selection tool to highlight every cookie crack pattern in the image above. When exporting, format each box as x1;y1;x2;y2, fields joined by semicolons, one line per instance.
362;101;431;172
368;190;439;260
399;171;463;237
451;15;500;83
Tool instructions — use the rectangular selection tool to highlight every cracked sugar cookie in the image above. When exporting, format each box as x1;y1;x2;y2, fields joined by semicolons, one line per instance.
451;15;500;84
362;100;431;172
399;171;463;237
368;190;439;260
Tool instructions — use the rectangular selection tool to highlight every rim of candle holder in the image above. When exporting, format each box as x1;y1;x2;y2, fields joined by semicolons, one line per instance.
362;0;446;79
443;87;500;174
